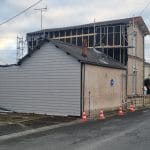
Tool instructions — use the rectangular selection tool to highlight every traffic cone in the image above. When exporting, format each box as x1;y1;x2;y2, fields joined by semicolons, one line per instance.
99;110;105;120
82;112;87;122
129;104;135;112
118;106;124;116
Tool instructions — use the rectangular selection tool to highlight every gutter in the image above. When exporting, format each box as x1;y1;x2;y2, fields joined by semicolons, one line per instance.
80;60;127;70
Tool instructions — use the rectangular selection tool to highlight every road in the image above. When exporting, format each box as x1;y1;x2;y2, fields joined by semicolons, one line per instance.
1;109;150;150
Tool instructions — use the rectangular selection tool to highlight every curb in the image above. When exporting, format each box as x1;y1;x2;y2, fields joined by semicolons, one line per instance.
0;119;82;142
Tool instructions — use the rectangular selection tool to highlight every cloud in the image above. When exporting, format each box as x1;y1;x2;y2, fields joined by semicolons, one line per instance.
0;37;16;50
0;0;150;64
0;50;16;65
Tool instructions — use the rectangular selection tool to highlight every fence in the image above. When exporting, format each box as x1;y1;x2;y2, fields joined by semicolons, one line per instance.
126;95;150;109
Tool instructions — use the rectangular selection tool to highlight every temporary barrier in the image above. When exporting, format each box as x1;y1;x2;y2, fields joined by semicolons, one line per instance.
129;104;135;112
82;112;87;122
118;106;124;116
99;110;105;120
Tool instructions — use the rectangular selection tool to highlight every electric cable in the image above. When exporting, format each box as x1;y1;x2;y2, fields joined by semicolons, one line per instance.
139;1;150;15
0;0;42;26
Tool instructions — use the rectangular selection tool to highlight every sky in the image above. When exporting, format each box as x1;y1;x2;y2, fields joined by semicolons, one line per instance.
0;0;150;64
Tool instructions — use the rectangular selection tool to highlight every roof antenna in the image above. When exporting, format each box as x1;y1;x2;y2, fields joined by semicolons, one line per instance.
34;6;47;31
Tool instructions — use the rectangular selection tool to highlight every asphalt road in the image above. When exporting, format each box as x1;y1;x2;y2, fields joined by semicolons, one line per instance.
1;109;150;150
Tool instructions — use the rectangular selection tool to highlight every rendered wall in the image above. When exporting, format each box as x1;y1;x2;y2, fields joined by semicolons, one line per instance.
83;64;126;117
127;24;144;95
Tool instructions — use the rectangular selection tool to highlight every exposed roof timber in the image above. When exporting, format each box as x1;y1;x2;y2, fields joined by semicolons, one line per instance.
27;16;149;36
89;45;135;49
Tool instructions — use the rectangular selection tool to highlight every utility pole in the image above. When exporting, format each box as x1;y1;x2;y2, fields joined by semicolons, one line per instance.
35;6;47;31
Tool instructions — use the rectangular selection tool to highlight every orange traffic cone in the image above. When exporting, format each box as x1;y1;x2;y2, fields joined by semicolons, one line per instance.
118;106;124;116
82;112;87;122
129;104;135;112
99;110;105;120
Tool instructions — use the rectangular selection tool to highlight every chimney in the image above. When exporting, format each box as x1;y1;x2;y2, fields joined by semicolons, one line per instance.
82;38;88;57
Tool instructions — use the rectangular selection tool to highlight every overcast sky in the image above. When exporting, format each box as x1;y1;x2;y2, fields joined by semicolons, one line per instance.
0;0;150;64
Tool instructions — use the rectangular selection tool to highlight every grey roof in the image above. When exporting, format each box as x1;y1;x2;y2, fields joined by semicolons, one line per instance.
0;39;126;70
49;39;126;70
27;16;149;36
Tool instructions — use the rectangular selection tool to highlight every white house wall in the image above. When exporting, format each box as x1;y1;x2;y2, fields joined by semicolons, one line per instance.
0;42;81;116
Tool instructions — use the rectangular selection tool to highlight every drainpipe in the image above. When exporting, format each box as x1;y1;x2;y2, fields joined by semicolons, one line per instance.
143;36;145;106
81;63;86;113
88;91;91;117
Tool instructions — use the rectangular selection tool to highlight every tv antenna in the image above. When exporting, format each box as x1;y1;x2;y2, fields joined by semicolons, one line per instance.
35;6;47;30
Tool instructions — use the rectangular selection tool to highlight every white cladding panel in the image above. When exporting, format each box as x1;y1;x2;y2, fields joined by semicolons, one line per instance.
0;43;81;116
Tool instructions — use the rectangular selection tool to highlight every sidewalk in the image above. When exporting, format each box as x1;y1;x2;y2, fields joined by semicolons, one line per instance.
0;112;79;142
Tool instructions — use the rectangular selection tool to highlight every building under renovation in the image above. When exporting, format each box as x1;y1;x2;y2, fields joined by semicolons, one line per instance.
0;16;149;117
27;16;149;96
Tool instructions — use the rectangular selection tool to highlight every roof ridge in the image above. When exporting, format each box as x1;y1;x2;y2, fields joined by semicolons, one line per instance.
27;16;149;35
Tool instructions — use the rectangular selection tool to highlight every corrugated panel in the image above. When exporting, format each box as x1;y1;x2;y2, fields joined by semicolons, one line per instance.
0;43;81;116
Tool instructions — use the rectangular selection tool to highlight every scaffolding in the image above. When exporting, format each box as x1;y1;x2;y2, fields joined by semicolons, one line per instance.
28;23;131;65
27;17;149;69
16;36;26;62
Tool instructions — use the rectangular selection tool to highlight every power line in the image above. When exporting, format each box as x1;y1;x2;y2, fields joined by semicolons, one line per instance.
0;0;42;26
139;1;150;15
0;50;16;51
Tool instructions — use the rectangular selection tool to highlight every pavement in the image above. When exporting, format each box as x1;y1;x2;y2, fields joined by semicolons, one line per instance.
0;108;150;150
0;111;79;141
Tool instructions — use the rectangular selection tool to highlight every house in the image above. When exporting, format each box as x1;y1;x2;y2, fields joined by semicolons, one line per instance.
0;39;126;117
27;16;150;96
